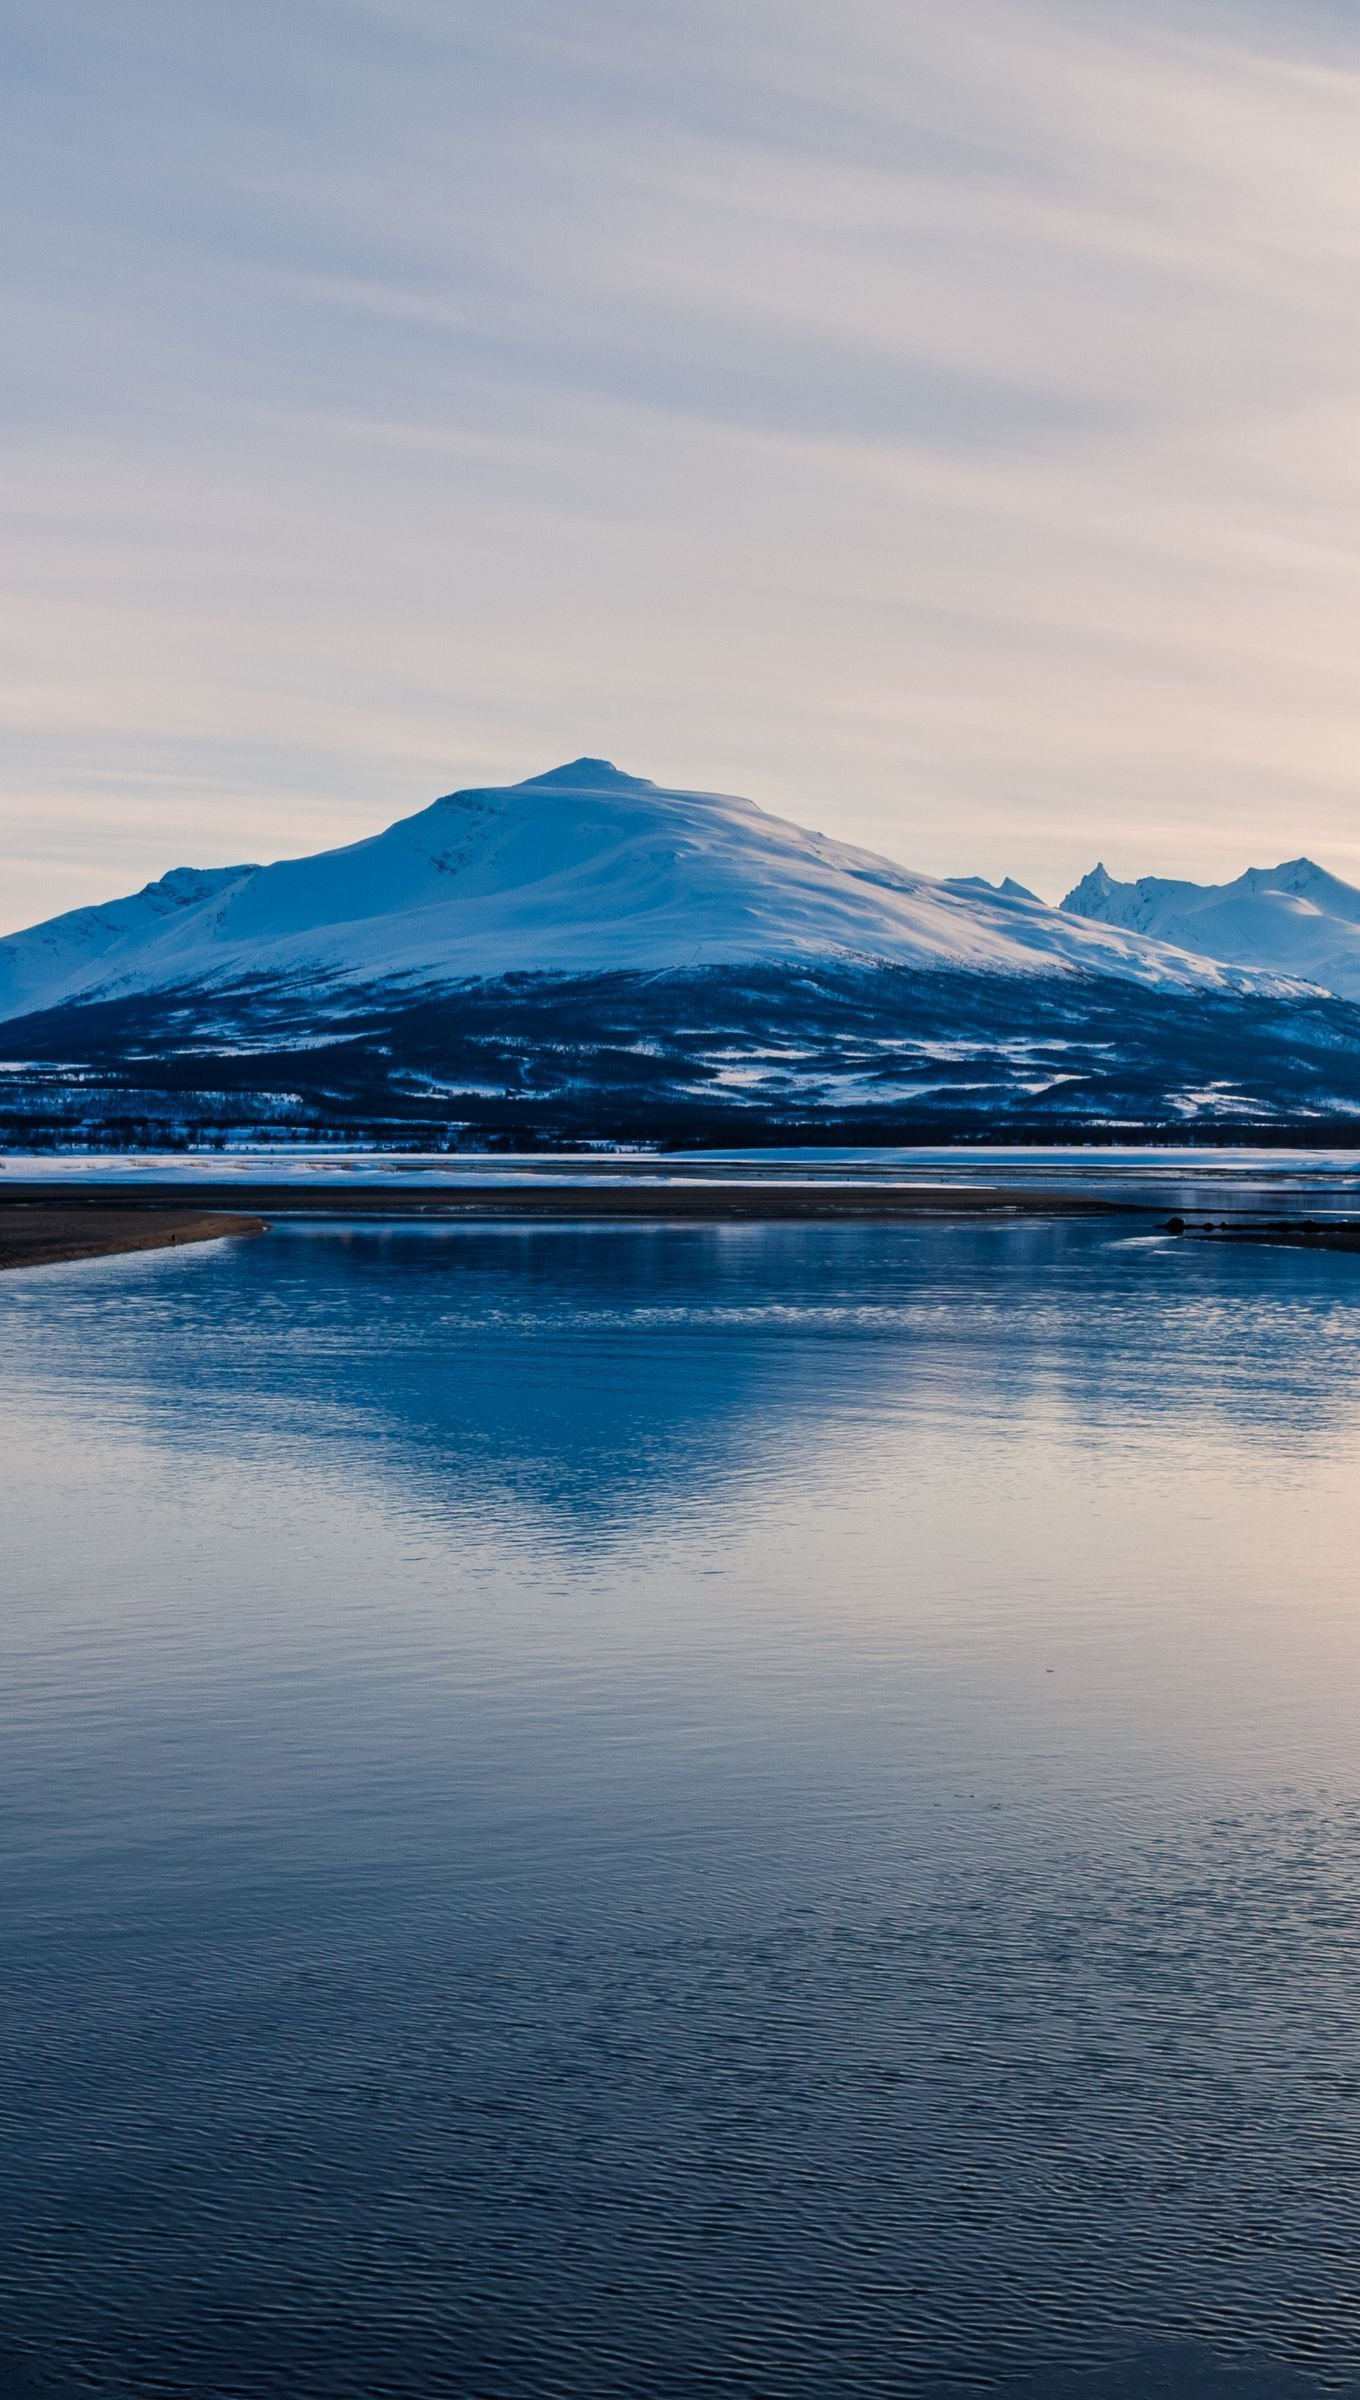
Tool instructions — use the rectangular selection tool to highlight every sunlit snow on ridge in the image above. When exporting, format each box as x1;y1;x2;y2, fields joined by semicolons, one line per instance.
1064;856;1360;1000
0;760;1306;1027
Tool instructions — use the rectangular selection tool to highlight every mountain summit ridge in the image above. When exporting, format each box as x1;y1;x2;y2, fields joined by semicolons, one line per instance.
0;760;1303;1027
510;757;656;793
7;762;1360;1142
1062;853;1360;999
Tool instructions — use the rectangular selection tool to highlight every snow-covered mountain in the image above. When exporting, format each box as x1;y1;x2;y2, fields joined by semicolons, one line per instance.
1062;857;1360;1002
0;863;258;1026
0;760;1303;1025
6;762;1360;1144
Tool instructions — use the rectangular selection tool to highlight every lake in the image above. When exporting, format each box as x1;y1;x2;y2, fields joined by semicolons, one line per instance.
5;1208;1360;2398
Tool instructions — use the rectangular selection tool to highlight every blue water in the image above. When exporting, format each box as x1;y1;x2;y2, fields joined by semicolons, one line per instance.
5;1216;1360;2398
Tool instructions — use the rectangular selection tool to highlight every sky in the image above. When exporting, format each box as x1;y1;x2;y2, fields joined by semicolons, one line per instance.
4;0;1360;932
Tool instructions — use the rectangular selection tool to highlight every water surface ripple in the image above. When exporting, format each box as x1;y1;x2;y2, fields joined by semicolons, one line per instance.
4;1218;1360;2397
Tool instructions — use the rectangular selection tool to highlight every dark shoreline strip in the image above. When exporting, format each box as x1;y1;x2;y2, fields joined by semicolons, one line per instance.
1193;1220;1360;1252
0;1207;268;1274
0;1181;1135;1228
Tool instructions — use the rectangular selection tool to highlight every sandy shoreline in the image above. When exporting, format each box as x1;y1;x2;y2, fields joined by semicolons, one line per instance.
0;1179;1134;1230
0;1179;1140;1270
0;1205;268;1274
5;1188;1351;1271
5;1184;1357;1274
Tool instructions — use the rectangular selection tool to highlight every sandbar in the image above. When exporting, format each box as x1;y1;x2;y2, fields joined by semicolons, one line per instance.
0;1205;268;1274
0;1179;1141;1272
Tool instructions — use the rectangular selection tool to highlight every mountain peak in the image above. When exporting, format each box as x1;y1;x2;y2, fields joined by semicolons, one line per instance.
0;774;1307;1029
1059;850;1360;996
1061;863;1116;910
1258;856;1325;890
515;758;657;794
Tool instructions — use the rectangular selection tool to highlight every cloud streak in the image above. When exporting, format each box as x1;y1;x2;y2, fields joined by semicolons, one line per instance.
3;0;1360;927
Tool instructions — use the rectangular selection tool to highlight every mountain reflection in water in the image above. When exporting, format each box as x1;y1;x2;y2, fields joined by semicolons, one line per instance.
3;1216;1360;2399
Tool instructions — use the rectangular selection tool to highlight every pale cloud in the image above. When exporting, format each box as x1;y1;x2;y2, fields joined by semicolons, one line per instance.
3;0;1360;929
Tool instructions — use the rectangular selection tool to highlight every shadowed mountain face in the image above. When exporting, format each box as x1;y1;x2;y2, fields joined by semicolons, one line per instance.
3;763;1360;1142
6;960;1360;1146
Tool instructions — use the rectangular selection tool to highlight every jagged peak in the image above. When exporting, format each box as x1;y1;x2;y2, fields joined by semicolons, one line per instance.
1061;862;1117;911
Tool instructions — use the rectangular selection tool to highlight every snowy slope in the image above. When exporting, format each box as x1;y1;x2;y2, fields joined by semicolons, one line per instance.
1062;857;1360;1001
0;760;1303;1027
0;863;257;1024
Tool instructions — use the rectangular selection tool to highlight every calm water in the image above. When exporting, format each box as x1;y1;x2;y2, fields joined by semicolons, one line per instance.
5;1216;1360;2398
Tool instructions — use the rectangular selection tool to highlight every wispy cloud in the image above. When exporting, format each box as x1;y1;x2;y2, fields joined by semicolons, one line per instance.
3;0;1360;926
